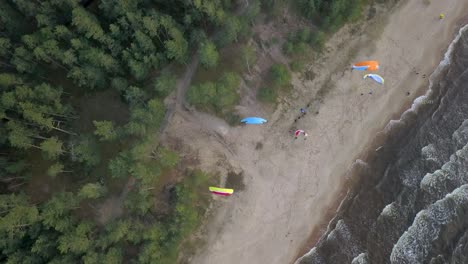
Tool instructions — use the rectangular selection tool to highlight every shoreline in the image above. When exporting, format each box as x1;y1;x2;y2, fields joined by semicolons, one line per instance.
293;13;468;264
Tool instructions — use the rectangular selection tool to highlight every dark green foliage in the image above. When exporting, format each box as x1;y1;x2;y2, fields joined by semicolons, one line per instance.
290;60;305;72
72;135;101;168
124;188;153;216
257;86;278;103
78;183;107;200
159;148;180;169
40;137;64;160
154;71;177;98
270;63;291;87
42;192;79;232
0;0;302;262
172;170;210;237
93;121;118;141
125;99;165;136
217;15;242;46
311;30;326;49
257;64;291;104
137;170;210;264
47;163;65;178
108;152;132;179
298;0;364;31
284;28;313;56
199;40;220;68
187;72;240;115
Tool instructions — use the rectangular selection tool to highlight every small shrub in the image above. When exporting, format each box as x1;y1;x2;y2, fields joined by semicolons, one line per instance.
311;30;326;50
257;86;277;103
270;64;291;87
290;60;305;72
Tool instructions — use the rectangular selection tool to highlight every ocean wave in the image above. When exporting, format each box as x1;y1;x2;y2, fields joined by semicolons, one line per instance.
390;185;468;263
351;253;368;264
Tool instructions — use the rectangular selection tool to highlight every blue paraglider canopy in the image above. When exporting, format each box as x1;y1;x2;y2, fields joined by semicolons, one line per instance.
241;117;267;124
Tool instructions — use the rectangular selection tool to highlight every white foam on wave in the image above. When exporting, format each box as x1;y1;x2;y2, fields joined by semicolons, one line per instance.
383;24;468;134
351;253;369;264
390;185;468;263
381;202;398;218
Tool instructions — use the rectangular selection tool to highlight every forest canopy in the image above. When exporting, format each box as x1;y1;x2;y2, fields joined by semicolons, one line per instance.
0;0;235;262
0;0;368;262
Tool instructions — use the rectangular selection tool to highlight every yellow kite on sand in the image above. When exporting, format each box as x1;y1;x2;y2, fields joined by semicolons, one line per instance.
209;187;234;196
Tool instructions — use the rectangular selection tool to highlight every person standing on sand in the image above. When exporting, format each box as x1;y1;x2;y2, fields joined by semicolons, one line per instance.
294;130;308;140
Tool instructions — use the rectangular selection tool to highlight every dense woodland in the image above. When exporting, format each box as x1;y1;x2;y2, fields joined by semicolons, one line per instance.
0;0;367;262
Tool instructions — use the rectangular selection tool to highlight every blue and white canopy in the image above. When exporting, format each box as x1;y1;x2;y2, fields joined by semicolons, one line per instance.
363;74;384;84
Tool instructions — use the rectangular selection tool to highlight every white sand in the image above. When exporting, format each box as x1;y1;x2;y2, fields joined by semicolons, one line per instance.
165;1;468;263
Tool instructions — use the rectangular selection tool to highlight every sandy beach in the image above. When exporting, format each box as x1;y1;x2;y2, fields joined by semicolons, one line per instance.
163;1;468;263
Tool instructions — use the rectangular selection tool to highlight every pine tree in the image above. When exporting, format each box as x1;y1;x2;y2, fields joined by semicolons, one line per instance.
154;71;176;98
93;121;118;141
199;40;219;68
40;137;64;160
78;183;107;200
47;163;65;178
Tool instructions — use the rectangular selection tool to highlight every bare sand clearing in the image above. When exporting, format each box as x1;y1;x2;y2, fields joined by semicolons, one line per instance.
163;1;468;263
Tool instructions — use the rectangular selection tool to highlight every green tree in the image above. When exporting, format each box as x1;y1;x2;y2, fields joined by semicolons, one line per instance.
214;72;240;111
103;247;123;264
146;99;165;128
103;220;130;245
130;162;160;186
31;232;59;260
270;63;291;87
0;73;21;88
47;163;64;178
72;7;105;41
241;44;256;74
159;148;179;168
311;30;326;49
111;77;128;92
42;192;79;232
78;183;107;199
127;59;150;81
0;194;39;237
40;137;64;160
6;121;35;149
124;86;146;106
0;37;12;58
198;40;219;68
72;135;101;168
219;16;241;45
125;188;153;216
164;27;188;63
154;71;176;98
257;86;277;103
93;120;118;141
57;221;94;254
108;152;131;178
138;241;161;264
187;82;216;108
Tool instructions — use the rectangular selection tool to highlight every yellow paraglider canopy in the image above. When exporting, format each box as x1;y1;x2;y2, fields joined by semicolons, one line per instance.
439;13;445;20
